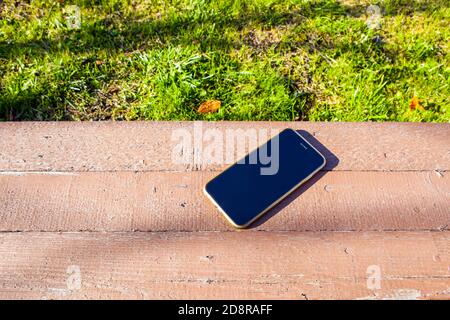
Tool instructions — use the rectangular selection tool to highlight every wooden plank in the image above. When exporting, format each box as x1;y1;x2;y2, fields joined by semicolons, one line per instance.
0;122;448;172
0;171;448;232
0;231;448;300
1;122;448;300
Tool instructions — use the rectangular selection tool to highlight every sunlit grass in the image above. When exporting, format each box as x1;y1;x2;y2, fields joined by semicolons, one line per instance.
0;0;449;121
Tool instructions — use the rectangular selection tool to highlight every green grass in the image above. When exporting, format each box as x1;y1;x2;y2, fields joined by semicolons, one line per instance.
0;0;449;121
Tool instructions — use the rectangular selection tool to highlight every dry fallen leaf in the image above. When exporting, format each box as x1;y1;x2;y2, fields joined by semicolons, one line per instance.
409;96;424;111
108;85;120;94
198;100;221;114
95;60;104;66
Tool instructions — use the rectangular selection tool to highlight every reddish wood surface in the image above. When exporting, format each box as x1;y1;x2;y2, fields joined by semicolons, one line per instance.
0;231;448;300
0;121;449;300
0;171;448;232
0;121;448;172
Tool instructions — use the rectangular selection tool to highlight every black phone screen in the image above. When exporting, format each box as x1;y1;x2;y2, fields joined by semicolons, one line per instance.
204;128;326;228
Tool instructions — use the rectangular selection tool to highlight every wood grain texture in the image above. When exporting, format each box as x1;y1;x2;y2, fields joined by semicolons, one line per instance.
0;121;449;172
0;171;449;232
0;231;448;300
1;121;449;300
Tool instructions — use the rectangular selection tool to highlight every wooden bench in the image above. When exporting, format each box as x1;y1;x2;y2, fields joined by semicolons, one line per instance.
0;121;448;299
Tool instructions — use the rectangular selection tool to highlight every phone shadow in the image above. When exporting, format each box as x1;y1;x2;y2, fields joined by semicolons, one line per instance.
248;130;339;229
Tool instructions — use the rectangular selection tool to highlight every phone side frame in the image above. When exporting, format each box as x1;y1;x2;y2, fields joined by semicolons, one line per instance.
203;128;327;229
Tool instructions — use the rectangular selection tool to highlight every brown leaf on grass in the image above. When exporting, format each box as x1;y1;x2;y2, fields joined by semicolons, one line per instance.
198;100;221;114
409;96;425;111
108;85;120;94
95;60;104;66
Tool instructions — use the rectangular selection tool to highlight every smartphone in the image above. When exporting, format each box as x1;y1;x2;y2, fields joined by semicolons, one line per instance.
204;128;326;228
